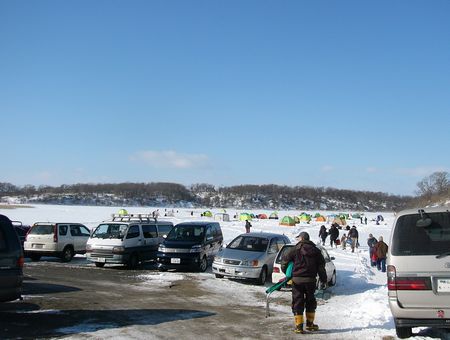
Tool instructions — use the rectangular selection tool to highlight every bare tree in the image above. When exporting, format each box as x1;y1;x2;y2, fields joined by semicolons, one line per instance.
416;171;449;197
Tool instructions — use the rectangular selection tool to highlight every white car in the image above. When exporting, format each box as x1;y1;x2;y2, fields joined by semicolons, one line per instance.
271;243;337;288
24;222;91;262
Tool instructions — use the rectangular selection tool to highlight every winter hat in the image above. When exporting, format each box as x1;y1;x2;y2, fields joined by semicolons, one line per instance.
296;231;310;241
369;233;373;237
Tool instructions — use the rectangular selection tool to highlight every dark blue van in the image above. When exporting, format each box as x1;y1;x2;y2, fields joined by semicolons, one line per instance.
157;221;223;272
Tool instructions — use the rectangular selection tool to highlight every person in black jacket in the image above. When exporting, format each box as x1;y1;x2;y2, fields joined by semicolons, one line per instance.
348;226;359;253
329;224;339;248
281;231;327;334
318;225;327;246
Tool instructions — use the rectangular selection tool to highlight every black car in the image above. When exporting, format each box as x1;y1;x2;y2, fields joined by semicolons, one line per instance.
157;222;223;272
12;221;30;249
0;214;24;302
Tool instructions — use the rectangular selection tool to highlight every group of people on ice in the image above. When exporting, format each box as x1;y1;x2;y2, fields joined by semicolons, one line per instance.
318;223;360;252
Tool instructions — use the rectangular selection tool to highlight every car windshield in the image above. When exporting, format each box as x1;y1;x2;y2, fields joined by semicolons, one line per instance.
227;236;269;252
29;225;54;235
166;225;205;241
92;223;128;239
392;211;450;256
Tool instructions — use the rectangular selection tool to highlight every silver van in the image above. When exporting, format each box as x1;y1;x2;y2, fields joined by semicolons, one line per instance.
387;207;450;338
86;214;173;268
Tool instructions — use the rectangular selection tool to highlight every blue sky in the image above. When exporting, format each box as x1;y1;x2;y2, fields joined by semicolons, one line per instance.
1;1;449;196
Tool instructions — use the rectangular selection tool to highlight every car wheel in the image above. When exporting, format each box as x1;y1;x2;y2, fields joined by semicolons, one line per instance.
328;271;337;286
396;326;412;338
215;273;224;278
95;262;105;268
30;254;41;261
257;266;267;285
61;247;74;262
127;253;139;269
198;256;208;272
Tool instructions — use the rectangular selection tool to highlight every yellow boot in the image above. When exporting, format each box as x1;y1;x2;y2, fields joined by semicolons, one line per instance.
305;312;319;331
294;314;304;334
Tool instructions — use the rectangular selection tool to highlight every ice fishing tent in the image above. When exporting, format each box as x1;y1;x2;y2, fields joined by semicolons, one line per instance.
202;210;213;217
269;212;279;220
315;215;326;222
118;209;128;216
314;213;322;218
299;213;312;223
258;214;268;219
333;217;347;226
352;213;361;219
239;213;252;221
294;216;300;224
214;213;230;222
280;216;296;226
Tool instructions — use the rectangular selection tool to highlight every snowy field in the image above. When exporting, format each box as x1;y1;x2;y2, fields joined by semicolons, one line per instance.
1;204;448;339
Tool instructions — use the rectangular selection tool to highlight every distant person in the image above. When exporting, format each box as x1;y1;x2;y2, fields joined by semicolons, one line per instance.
367;234;378;267
191;211;194;216
245;220;252;233
318;225;328;246
374;236;388;272
348;226;359;253
340;233;347;250
364;216;368;225
329;224;339;248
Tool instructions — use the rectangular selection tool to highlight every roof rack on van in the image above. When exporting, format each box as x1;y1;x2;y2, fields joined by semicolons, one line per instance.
111;214;157;222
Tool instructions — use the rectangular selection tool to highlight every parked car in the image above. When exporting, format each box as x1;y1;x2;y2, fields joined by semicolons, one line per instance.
86;214;173;268
0;214;24;302
11;221;30;249
24;222;91;262
212;232;290;285
157;221;223;272
387;207;450;339
271;243;337;288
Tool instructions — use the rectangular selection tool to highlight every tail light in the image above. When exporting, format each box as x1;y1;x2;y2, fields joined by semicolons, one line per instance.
273;267;280;273
387;265;431;290
17;256;25;268
53;225;58;243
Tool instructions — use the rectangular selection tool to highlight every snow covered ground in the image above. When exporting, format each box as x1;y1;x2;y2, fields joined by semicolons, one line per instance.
2;204;449;339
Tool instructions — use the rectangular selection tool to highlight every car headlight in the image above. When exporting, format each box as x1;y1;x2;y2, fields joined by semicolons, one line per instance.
85;244;92;251
241;260;259;267
214;256;222;263
158;244;166;252
190;245;202;253
112;246;125;254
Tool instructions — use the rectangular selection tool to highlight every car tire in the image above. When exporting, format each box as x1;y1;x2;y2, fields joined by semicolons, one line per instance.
95;262;105;268
61;247;74;262
198;256;208;272
257;266;267;285
328;271;337;286
396;326;412;339
30;254;41;261
127;253;139;269
215;274;224;278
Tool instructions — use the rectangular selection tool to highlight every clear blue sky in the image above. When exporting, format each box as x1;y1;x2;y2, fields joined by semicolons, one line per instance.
1;1;449;196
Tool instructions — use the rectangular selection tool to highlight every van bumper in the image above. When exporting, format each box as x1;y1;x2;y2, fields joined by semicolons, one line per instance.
390;298;450;328
86;252;129;265
156;252;201;270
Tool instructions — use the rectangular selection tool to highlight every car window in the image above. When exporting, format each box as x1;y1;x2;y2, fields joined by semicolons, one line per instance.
276;245;293;263
392;212;450;256
205;227;213;239
268;238;279;253
59;225;68;236
213;225;222;238
92;223;128;239
142;224;157;238
228;236;269;252
166;225;205;241
0;228;6;251
79;226;91;236
30;224;54;235
70;225;81;236
126;225;140;239
157;224;172;237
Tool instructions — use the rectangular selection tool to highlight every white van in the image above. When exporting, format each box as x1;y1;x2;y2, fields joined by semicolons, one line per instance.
387;207;450;338
86;214;173;268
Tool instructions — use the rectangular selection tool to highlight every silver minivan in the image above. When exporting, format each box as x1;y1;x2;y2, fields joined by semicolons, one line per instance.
387;207;450;338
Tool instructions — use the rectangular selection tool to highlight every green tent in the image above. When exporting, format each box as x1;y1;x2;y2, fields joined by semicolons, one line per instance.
239;213;252;221
118;209;128;216
269;212;279;220
203;210;213;217
280;216;296;226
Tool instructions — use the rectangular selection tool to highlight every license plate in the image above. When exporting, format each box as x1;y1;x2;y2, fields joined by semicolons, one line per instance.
225;268;236;275
97;258;106;263
437;279;450;292
33;244;43;249
171;258;181;264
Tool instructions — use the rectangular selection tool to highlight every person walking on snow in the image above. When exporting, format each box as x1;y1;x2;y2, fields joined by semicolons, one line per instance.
374;236;388;272
318;225;328;246
245;220;252;233
281;231;327;334
329;224;339;248
348;225;359;253
367;234;378;267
